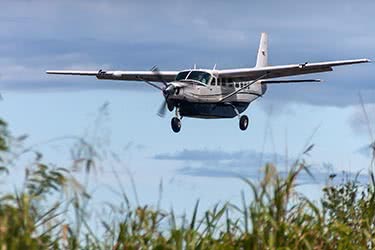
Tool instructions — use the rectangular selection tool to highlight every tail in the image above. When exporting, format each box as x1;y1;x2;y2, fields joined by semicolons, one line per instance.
255;32;268;68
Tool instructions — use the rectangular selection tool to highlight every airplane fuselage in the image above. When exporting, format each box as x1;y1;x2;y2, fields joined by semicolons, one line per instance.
167;77;267;119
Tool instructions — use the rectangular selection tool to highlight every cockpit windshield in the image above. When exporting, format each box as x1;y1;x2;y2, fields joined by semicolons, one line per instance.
175;71;190;81
175;70;212;85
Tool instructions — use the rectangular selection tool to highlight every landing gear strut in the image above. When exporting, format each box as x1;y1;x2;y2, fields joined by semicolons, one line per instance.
225;102;250;131
239;115;249;131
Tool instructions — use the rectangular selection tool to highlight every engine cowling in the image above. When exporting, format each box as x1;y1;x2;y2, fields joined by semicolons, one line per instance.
163;84;176;96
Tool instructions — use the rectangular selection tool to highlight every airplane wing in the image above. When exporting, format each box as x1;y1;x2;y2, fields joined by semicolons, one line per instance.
217;59;371;81
46;69;179;83
260;79;322;84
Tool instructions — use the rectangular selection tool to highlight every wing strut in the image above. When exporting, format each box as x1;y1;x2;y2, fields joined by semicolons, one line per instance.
219;73;269;102
136;76;163;90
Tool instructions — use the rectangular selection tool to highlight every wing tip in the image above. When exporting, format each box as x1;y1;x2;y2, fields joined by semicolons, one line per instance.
46;70;64;75
359;58;371;63
46;70;62;75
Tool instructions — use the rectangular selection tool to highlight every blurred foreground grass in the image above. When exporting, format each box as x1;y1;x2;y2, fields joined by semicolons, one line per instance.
0;117;374;250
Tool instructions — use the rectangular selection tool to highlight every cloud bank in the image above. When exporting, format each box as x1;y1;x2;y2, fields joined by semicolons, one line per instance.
0;0;373;106
154;148;370;184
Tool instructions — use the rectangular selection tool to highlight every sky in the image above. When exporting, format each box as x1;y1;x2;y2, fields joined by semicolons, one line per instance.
0;0;374;214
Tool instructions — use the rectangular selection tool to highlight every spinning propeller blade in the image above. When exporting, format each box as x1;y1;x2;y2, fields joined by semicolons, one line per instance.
152;65;173;118
151;66;168;87
139;65;174;118
157;99;168;117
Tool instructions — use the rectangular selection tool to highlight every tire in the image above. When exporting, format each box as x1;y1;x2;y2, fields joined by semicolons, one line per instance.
171;117;181;133
239;115;249;131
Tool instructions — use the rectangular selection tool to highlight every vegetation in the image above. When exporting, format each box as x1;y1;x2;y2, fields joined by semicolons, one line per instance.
0;117;374;250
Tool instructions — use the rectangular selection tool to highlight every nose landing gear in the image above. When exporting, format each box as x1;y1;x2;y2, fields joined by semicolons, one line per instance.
171;117;181;133
171;107;182;133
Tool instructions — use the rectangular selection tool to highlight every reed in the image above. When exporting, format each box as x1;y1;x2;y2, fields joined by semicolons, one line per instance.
0;118;374;250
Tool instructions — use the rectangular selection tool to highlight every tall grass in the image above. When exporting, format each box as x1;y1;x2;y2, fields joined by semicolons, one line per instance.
0;117;375;250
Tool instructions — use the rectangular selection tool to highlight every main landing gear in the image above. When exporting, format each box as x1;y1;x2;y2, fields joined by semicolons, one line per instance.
226;102;249;131
239;115;249;131
171;107;182;133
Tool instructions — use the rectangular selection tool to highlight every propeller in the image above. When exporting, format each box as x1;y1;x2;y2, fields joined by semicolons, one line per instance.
156;84;176;117
157;99;168;117
139;66;177;117
151;66;168;87
157;84;176;117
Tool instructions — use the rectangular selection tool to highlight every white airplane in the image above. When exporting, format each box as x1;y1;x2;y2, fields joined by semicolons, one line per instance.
47;33;370;133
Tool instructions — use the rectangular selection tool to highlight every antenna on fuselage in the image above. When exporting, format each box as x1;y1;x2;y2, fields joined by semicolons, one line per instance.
212;64;217;70
193;64;197;69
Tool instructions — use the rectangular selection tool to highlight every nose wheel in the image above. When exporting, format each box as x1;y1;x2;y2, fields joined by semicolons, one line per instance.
171;117;181;133
239;115;249;131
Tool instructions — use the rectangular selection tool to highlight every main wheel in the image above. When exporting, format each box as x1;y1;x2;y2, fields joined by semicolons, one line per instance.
239;115;249;131
171;117;181;133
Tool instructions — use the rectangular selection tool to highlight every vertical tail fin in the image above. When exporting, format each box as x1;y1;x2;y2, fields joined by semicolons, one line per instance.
255;32;268;68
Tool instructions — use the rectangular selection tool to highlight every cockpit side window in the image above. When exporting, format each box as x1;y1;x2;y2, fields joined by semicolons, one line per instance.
211;76;216;86
175;71;190;81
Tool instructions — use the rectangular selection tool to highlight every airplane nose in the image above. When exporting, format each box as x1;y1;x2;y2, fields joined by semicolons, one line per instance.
163;85;175;96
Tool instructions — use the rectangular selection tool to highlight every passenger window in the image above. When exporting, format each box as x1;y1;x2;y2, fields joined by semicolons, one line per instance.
235;83;239;88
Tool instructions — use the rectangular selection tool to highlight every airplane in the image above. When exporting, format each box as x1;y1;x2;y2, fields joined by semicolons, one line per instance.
47;33;370;133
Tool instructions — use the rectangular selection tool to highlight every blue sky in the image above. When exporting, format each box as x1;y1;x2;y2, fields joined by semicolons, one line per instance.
0;0;374;213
